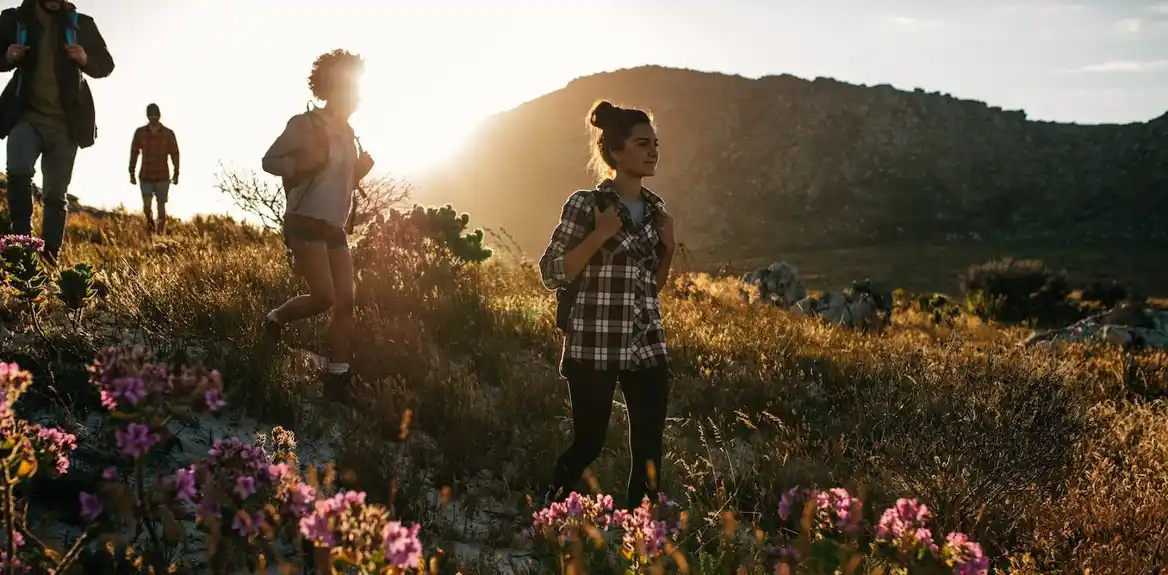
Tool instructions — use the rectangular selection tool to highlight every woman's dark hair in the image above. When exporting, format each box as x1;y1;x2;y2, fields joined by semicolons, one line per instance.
587;100;653;179
308;49;365;102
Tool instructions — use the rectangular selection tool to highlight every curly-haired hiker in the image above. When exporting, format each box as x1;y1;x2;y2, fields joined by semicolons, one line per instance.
0;0;115;266
538;100;677;510
259;49;375;404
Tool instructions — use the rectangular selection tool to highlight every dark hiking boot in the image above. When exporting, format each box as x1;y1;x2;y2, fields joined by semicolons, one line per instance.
321;371;359;406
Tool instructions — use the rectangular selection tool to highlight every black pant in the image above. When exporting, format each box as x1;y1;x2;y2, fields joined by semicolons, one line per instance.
549;360;670;510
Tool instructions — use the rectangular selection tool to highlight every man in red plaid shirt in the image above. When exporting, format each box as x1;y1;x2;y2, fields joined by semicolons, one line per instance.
129;103;179;234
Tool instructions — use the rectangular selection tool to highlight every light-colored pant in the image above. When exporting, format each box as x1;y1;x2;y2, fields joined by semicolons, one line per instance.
5;119;78;256
140;179;170;203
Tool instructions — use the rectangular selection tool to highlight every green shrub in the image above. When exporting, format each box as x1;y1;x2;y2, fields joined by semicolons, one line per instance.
959;258;1072;325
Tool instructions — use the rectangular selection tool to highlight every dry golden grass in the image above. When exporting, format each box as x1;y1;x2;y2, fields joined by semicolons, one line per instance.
7;205;1167;573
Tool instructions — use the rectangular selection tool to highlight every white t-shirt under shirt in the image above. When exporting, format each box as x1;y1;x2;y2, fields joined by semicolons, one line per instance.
622;197;646;227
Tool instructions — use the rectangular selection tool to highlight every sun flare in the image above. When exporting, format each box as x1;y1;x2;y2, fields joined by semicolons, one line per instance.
350;72;483;177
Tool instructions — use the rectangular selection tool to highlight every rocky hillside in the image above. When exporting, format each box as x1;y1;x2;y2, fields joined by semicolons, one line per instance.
418;65;1168;263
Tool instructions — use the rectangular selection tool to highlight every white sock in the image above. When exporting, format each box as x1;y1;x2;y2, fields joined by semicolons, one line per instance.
327;362;349;374
266;310;283;324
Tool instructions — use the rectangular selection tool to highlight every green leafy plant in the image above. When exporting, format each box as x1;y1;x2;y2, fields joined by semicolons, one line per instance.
55;263;95;312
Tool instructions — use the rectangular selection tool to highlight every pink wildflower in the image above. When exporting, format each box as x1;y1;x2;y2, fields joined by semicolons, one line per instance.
943;532;991;575
115;422;160;458
875;498;938;554
382;521;423;569
32;426;77;475
174;467;197;501
204;387;226;411
79;492;102;522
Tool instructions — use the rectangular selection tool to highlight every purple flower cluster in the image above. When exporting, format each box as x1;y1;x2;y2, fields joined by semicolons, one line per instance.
872;498;990;574
770;488;990;574
942;531;991;574
88;346;227;459
299;490;423;570
0;362;33;426
0;234;43;253
89;346;227;414
78;491;103;522
180;438;314;538
530;492;617;543
611;493;684;561
28;425;78;475
2;364;78;479
875;497;937;554
382;521;424;569
529;491;686;568
115;422;160;459
778;486;863;535
0;234;46;289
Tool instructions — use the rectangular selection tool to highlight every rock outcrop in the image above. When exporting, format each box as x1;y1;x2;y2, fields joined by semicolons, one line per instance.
742;262;892;332
1023;303;1168;350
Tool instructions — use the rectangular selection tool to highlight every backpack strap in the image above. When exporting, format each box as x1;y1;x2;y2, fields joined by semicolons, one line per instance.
16;19;25;46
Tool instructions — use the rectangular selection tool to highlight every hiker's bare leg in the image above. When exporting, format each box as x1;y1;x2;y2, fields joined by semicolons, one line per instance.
156;198;168;234
141;195;154;232
139;181;155;232
325;245;354;368
154;181;170;234
270;239;334;323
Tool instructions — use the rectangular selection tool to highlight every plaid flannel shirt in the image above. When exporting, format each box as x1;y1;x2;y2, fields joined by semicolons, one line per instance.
130;124;179;182
538;181;670;372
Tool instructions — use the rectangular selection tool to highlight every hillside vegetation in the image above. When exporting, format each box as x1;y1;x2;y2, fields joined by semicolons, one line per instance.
0;195;1165;573
419;65;1168;288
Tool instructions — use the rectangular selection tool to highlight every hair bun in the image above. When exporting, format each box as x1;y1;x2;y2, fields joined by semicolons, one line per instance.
589;100;619;129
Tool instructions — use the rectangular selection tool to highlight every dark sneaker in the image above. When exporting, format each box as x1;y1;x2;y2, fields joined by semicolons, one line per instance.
259;317;282;349
321;371;357;405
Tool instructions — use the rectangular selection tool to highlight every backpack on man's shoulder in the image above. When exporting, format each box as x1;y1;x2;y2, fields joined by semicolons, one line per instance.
554;189;610;333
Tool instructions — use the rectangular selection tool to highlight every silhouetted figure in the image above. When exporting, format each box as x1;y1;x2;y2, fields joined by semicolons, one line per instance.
0;0;114;265
129;103;179;234
260;49;374;404
538;100;677;510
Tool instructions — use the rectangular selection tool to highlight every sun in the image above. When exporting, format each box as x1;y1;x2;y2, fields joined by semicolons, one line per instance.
350;73;481;178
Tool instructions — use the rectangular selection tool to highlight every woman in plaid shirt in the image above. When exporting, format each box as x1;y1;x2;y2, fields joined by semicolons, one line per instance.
538;100;676;510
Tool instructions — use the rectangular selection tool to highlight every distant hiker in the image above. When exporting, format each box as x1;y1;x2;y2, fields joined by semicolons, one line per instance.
129;103;180;235
538;100;676;510
0;0;114;266
260;49;374;404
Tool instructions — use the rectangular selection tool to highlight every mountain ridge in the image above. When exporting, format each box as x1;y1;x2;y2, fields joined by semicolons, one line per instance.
419;65;1167;265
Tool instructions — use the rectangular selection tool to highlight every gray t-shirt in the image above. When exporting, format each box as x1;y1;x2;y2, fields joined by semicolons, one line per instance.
261;111;358;228
622;198;646;227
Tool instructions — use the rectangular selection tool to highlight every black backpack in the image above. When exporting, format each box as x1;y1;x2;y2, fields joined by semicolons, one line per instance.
554;190;610;333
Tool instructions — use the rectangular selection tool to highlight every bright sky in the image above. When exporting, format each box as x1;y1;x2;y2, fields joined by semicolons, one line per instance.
2;0;1166;222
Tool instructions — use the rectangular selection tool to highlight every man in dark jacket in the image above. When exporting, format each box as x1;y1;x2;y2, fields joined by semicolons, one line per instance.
0;0;113;265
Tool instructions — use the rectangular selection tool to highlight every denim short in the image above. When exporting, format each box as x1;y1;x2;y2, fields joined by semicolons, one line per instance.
282;213;348;250
140;180;170;203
